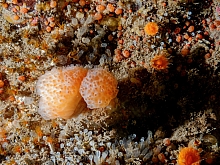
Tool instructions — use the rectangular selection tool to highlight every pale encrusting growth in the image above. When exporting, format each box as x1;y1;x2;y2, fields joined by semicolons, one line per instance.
36;66;88;120
0;0;219;164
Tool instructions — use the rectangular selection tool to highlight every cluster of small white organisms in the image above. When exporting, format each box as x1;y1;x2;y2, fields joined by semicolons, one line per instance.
45;130;154;165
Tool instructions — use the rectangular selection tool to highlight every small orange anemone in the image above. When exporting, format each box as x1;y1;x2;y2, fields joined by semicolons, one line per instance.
178;147;200;165
151;54;169;70
144;22;159;36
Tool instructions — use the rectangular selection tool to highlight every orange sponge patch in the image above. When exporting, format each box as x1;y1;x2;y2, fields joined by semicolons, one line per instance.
178;147;200;165
36;66;88;120
80;68;118;109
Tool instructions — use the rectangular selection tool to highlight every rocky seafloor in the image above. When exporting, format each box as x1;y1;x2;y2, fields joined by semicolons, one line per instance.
0;0;220;164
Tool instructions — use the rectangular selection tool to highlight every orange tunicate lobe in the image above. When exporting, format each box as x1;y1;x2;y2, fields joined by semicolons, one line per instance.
36;66;118;120
178;147;200;165
36;66;88;120
80;68;118;109
144;22;159;36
